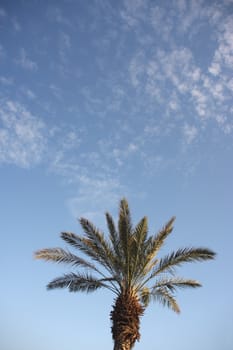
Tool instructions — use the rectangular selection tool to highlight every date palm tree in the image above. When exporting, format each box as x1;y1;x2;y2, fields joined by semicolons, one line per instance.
35;198;215;350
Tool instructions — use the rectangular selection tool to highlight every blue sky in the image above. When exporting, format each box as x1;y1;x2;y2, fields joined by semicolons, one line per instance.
0;0;232;349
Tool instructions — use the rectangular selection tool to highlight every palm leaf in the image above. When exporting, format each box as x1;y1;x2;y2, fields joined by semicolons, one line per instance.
79;218;117;274
47;272;109;292
34;248;99;272
153;247;216;277
118;198;132;286
151;287;180;313
106;212;119;251
130;216;148;281
144;216;176;263
135;217;176;282
61;232;110;270
118;198;132;256
152;277;201;292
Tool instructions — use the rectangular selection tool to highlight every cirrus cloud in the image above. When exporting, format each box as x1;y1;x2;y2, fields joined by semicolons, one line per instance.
0;100;46;168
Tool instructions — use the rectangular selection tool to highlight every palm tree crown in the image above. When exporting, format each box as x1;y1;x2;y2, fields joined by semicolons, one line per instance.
35;198;216;350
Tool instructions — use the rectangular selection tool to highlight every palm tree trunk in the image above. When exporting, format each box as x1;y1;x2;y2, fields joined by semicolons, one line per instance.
111;291;144;350
113;339;131;350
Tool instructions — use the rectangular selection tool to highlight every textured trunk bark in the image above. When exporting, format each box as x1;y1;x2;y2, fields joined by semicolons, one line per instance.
110;291;144;350
113;339;131;350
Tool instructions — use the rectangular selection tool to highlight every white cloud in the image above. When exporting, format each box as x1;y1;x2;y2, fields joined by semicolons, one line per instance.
120;0;147;28
183;124;198;144
129;52;145;87
67;175;123;223
60;32;71;49
0;76;13;85
22;88;36;99
208;62;221;76
59;31;71;64
16;48;38;71
46;6;72;28
12;17;21;31
0;100;46;167
0;44;5;59
49;84;62;99
0;8;6;17
144;124;160;136
150;5;173;41
140;153;164;175
209;16;233;72
191;88;207;118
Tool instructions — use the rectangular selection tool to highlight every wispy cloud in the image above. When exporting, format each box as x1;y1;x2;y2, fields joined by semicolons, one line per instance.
0;44;6;59
67;175;123;223
16;48;38;71
183;124;198;144
46;6;71;27
0;7;6;17
0;100;46;167
48;130;124;220
12;17;21;31
120;0;146;28
0;76;14;85
209;16;233;72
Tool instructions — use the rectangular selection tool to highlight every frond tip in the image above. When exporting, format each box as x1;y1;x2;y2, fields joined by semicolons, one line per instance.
153;247;216;276
151;287;180;313
152;278;202;292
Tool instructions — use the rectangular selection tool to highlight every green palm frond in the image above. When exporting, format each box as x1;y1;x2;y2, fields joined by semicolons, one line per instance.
118;198;133;287
118;198;132;255
34;248;99;272
130;216;148;282
79;218;116;273
80;218;109;253
152;278;201;292
152;247;216;277
61;231;110;270
106;212;119;251
135;217;176;281
106;211;123;270
151;287;180;313
145;216;176;262
47;272;110;293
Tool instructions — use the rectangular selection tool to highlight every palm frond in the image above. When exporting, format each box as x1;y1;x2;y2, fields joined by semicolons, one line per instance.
61;232;109;269
118;198;133;287
34;248;99;271
47;272;112;293
153;247;216;276
130;216;148;281
151;287;180;313
118;198;132;254
105;212;127;284
106;212;119;250
79;218;117;273
145;216;176;262
139;287;151;307
152;277;201;292
80;218;108;252
134;217;176;283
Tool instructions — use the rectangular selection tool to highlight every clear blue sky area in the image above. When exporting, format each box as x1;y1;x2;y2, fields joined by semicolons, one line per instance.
0;1;232;349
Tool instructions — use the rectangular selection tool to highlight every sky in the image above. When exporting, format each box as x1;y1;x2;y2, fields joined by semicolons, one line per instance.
0;0;232;349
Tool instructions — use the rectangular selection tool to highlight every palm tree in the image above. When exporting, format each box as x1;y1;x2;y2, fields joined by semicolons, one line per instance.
35;198;215;350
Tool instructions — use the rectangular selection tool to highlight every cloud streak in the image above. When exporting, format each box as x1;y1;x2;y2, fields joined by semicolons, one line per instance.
16;48;38;71
0;100;46;167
